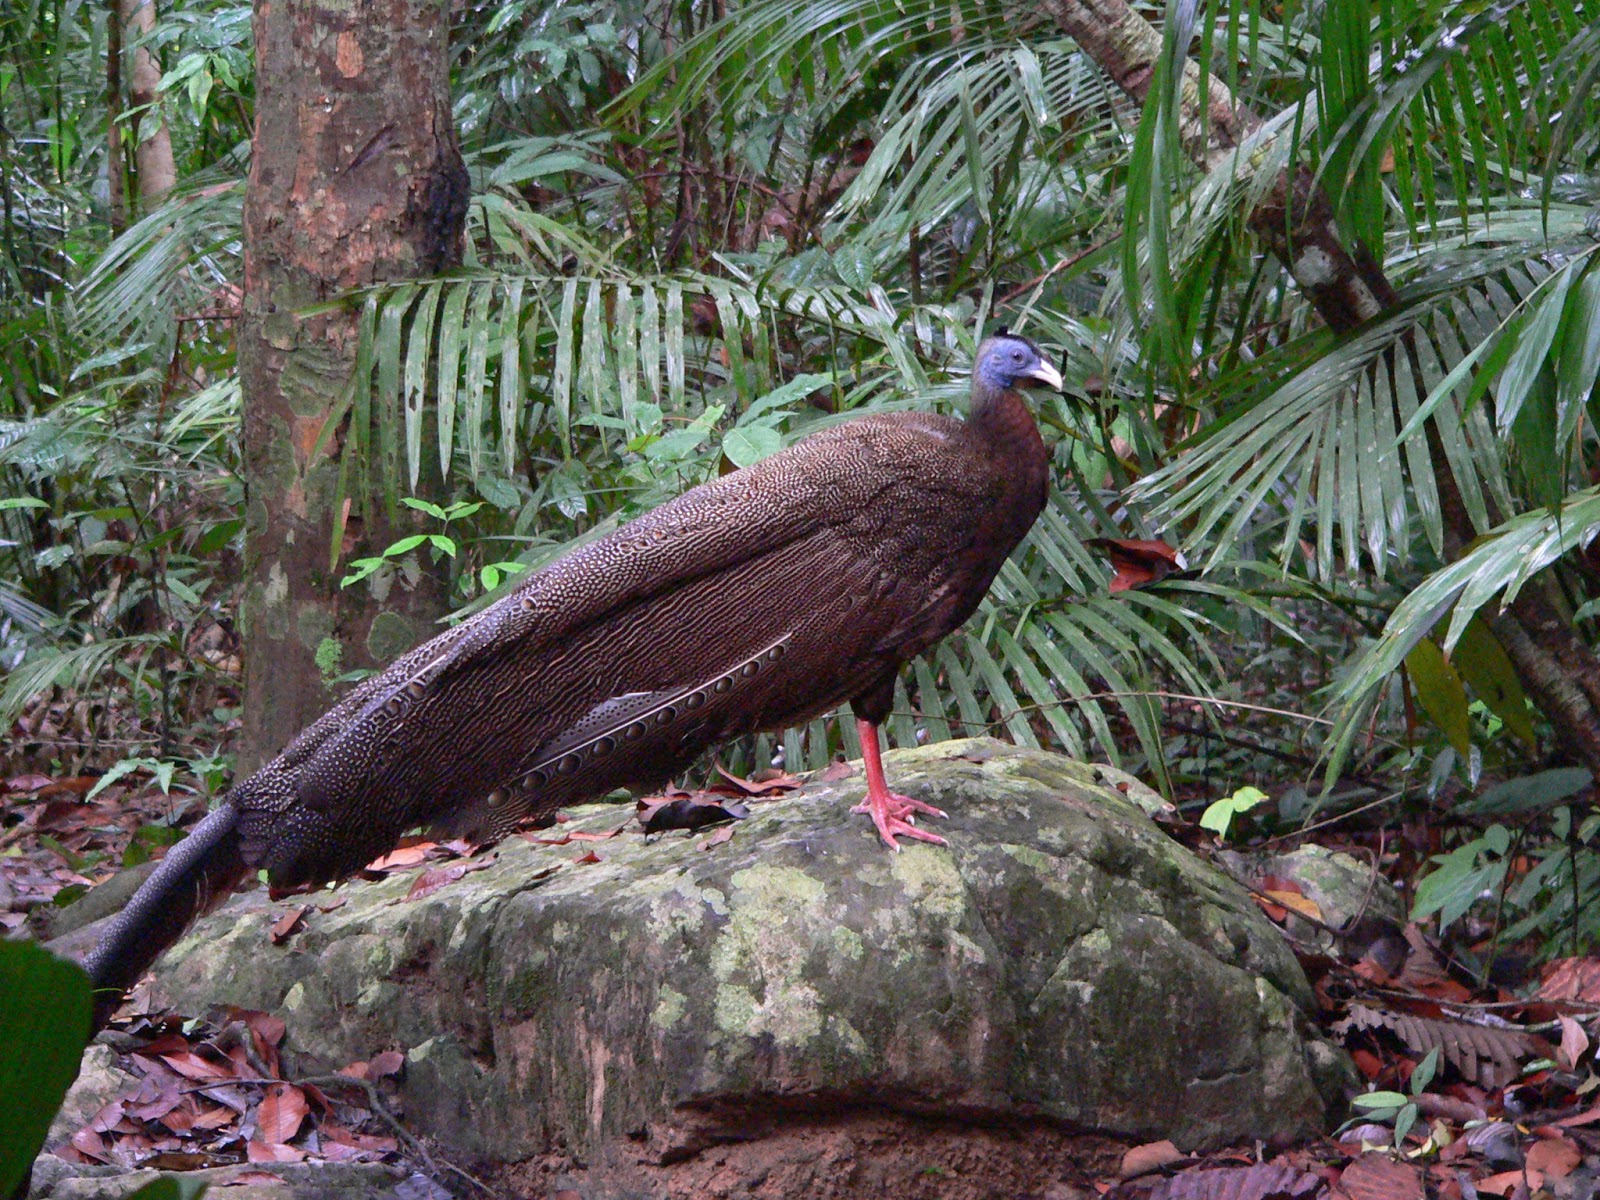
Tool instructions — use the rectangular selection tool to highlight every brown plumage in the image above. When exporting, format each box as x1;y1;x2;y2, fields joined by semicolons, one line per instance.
83;331;1062;1024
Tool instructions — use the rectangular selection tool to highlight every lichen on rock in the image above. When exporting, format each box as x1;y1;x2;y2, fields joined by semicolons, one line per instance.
139;738;1350;1185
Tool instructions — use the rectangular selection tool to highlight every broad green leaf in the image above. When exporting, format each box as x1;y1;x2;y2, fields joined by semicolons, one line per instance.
1412;838;1506;929
1351;1091;1409;1110
1406;638;1472;758
1456;769;1593;818
0;941;92;1198
1199;786;1268;838
832;245;873;291
1449;621;1536;748
721;426;781;467
742;373;832;423
126;1179;209;1199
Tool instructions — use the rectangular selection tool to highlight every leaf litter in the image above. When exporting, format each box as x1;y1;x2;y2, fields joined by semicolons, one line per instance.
10;752;1600;1197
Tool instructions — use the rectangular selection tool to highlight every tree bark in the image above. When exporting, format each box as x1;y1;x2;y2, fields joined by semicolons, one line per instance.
237;0;469;771
1044;0;1600;773
105;0;126;233
120;0;176;207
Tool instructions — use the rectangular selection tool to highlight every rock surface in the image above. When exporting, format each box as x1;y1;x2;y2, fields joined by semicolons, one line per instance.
101;740;1344;1194
27;1159;414;1199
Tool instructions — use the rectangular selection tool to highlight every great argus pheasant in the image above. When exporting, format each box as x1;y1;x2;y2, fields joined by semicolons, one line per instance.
82;331;1063;1027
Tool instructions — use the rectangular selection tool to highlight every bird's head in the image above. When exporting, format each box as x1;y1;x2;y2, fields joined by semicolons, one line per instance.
972;330;1065;399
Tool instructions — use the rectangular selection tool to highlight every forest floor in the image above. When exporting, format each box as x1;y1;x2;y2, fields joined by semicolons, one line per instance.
4;726;1600;1199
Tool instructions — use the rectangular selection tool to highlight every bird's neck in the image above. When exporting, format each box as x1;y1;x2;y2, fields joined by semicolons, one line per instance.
967;386;1042;450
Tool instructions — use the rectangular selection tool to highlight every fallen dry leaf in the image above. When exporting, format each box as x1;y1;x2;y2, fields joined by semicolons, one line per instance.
363;844;434;872
1475;1170;1541;1197
191;1105;235;1131
231;1009;287;1048
703;825;736;850
1555;1105;1600;1128
269;905;311;945
256;1082;308;1144
157;1050;233;1082
1525;1137;1581;1179
247;1139;307;1163
321;1122;399;1153
1139;1163;1323;1200
156;1102;196;1134
1339;1153;1423;1200
405;864;467;901
714;761;802;796
1338;1005;1549;1090
1556;1016;1590;1070
368;1050;405;1079
68;1127;110;1162
574;850;603;864
1261;889;1324;922
1120;1139;1184;1178
1539;958;1600;1005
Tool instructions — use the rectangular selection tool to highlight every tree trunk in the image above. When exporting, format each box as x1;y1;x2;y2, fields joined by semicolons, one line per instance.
119;0;176;207
105;0;126;233
1045;0;1600;774
237;0;470;771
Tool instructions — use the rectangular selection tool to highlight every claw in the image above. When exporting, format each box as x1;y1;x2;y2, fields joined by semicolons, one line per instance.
851;717;948;850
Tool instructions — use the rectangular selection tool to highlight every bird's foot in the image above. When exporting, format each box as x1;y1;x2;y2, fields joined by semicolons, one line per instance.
851;789;947;850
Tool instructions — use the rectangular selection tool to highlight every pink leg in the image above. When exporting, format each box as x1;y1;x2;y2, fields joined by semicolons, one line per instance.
849;717;947;850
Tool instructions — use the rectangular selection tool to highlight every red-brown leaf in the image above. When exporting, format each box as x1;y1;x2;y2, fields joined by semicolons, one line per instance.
269;904;311;945
1555;1105;1600;1128
129;1086;185;1123
363;844;433;872
1538;958;1600;1004
1556;1015;1590;1070
1088;538;1186;592
1139;1163;1324;1200
368;1050;405;1079
157;1100;197;1133
405;864;467;901
1120;1140;1184;1178
232;1009;287;1048
404;854;495;900
247;1138;307;1162
714;761;801;796
191;1105;237;1131
1474;1170;1539;1197
256;1082;308;1144
574;850;602;864
321;1122;399;1153
703;825;736;850
158;1050;232;1081
69;1128;111;1162
1339;1153;1423;1200
1525;1137;1581;1179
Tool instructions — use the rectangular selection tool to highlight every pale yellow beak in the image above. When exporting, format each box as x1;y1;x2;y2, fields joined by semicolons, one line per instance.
1020;359;1064;391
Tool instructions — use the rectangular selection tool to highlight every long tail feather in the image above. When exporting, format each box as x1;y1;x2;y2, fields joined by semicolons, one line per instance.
82;803;247;1029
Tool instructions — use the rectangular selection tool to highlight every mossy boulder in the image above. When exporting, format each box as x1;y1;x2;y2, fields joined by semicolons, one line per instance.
142;739;1347;1177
